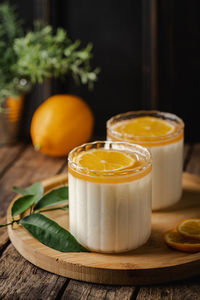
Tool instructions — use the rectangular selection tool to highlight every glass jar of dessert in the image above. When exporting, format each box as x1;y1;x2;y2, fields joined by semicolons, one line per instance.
68;141;152;253
107;111;184;210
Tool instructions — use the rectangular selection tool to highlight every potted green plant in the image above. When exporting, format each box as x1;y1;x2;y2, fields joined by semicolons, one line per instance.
0;2;26;144
0;2;99;145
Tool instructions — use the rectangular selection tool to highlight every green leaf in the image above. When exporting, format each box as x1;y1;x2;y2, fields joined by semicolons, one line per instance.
34;187;68;210
11;195;35;217
12;186;31;195
20;214;89;252
13;182;44;204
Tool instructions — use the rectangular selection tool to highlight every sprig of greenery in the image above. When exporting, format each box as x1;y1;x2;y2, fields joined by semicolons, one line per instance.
13;24;99;88
0;2;99;107
0;181;88;252
0;1;30;105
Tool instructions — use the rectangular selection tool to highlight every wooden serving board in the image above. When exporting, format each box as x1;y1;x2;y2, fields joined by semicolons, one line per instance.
7;172;200;285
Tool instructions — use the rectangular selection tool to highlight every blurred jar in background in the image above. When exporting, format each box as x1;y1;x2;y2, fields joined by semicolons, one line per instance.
107;111;184;210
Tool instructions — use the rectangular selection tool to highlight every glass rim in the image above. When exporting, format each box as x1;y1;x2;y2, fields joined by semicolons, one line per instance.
68;140;152;178
106;110;184;143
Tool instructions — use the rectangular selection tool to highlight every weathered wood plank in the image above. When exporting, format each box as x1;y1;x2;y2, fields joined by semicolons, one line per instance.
136;280;200;300
0;244;67;300
0;146;24;252
0;145;65;217
60;162;68;175
0;217;9;253
62;280;135;300
0;144;25;177
185;144;200;175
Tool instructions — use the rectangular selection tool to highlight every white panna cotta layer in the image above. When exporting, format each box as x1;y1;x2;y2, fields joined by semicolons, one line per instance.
69;171;152;253
149;138;183;210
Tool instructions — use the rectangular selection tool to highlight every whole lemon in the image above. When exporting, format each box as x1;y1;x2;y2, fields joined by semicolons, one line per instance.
30;94;94;157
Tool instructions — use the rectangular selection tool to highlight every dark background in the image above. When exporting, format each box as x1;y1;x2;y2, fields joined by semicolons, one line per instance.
1;0;200;142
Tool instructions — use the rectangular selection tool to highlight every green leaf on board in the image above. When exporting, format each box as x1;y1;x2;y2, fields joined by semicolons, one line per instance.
38;205;69;214
20;213;89;252
12;186;31;195
11;195;36;217
13;182;44;204
34;187;68;211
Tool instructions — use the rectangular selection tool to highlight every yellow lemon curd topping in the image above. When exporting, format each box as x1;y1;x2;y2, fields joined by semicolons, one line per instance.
108;116;184;147
68;147;152;184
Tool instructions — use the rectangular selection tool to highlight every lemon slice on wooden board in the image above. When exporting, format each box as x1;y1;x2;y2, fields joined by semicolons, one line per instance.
164;228;200;253
116;116;175;137
177;219;200;240
75;149;136;171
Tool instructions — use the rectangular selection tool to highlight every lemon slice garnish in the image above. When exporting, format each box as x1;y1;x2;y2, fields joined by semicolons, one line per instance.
177;219;200;240
75;149;135;171
164;228;200;253
116;116;175;137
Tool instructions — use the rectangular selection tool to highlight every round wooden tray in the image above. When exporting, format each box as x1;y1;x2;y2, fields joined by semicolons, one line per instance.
7;172;200;285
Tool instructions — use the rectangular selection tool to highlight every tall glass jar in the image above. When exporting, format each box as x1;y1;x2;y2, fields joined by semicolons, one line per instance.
107;111;184;210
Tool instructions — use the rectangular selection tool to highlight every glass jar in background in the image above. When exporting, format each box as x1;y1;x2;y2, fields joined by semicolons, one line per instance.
107;111;184;210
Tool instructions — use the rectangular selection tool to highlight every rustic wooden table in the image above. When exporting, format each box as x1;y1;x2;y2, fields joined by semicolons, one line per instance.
0;143;200;299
